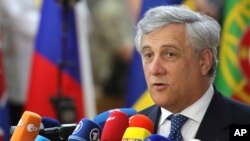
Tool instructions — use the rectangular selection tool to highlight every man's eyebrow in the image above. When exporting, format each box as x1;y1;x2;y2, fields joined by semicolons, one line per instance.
141;45;151;52
161;44;178;49
141;44;179;52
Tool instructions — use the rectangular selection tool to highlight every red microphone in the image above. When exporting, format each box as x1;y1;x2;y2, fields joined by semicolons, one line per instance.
129;114;154;133
101;111;129;141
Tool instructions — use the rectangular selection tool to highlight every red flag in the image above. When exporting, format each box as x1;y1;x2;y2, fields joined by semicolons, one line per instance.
25;0;84;123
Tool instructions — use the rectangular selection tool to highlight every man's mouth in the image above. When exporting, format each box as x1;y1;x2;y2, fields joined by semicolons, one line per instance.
152;83;168;91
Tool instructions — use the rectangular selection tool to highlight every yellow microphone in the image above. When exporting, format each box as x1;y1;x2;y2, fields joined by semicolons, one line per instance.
122;127;151;141
10;111;41;141
122;114;154;141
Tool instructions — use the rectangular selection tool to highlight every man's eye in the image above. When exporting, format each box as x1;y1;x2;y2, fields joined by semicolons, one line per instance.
143;53;153;58
166;52;176;57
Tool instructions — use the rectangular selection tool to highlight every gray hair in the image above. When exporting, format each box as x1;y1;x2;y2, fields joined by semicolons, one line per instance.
135;5;221;81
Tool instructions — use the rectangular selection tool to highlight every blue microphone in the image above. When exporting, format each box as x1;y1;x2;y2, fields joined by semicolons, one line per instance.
93;108;136;128
38;117;60;141
35;135;51;141
68;118;102;141
41;117;60;128
144;134;171;141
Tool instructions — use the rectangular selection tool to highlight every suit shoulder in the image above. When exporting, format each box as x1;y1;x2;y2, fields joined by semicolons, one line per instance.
138;105;158;115
224;96;250;122
214;88;250;117
225;97;250;112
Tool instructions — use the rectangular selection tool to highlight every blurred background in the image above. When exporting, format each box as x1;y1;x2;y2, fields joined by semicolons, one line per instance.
0;0;250;140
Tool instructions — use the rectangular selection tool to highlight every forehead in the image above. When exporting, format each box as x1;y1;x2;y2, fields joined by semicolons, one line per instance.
141;24;189;51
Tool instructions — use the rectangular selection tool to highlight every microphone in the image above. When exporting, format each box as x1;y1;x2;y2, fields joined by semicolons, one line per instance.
101;111;129;141
122;114;154;140
122;127;151;141
129;114;154;134
144;134;171;141
10;111;42;141
39;123;77;141
68;118;102;141
35;135;51;141
41;117;60;128
93;108;136;128
10;117;61;134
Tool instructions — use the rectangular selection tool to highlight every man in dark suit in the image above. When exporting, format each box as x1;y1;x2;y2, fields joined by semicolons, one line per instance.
134;5;250;141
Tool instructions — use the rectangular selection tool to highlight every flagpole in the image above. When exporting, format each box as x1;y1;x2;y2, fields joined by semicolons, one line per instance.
51;0;81;123
75;1;97;118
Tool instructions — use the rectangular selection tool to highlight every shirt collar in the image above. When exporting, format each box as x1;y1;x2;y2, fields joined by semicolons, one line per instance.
159;107;172;126
159;84;214;125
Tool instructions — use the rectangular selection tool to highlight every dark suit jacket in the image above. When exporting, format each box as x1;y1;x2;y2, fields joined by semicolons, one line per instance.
139;88;250;141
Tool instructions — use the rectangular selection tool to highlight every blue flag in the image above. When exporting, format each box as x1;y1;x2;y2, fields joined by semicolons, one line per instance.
25;0;85;122
0;49;10;141
0;105;10;141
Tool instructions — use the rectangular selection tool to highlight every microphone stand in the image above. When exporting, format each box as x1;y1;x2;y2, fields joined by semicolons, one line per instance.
51;0;79;125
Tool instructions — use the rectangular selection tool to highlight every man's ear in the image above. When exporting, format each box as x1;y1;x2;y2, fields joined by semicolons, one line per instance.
199;48;213;75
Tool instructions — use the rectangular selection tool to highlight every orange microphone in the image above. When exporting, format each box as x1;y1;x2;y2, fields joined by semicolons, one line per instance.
122;114;154;141
10;111;41;141
129;114;154;134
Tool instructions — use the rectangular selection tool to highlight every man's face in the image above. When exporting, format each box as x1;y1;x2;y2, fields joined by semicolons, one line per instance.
141;24;209;112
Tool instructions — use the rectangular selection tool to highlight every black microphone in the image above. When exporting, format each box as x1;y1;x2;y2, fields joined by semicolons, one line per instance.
39;123;77;141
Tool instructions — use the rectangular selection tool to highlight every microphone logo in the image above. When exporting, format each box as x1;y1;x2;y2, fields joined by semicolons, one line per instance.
72;120;83;134
89;128;100;141
26;124;38;132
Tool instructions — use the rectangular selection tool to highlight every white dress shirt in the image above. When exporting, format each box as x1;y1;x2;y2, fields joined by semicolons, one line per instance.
157;84;214;141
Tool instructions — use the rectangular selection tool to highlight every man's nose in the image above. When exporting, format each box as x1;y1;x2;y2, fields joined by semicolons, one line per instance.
150;57;166;76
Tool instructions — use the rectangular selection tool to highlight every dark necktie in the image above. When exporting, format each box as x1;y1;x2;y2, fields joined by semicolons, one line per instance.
168;114;188;141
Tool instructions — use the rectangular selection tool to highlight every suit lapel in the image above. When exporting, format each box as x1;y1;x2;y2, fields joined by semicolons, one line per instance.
195;89;233;140
145;105;161;133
